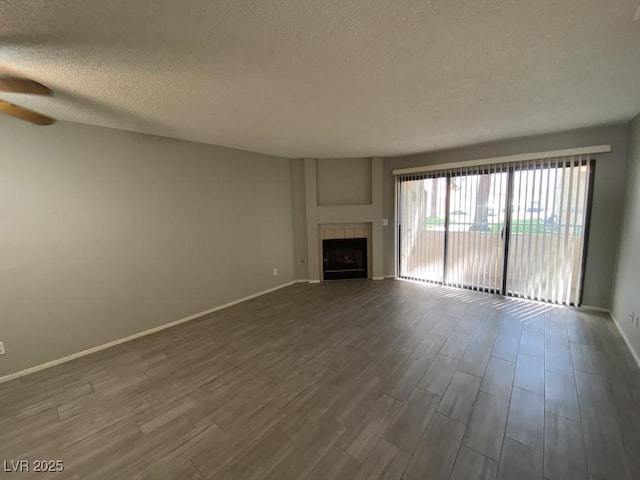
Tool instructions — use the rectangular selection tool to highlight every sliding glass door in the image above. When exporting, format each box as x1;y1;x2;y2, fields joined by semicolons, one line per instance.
399;174;447;283
397;155;594;306
398;166;507;292
505;158;592;305
445;166;508;292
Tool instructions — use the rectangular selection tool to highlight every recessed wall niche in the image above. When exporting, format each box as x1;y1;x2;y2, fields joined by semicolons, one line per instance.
316;158;372;206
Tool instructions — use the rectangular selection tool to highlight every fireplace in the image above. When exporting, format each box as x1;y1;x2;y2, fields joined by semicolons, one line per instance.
322;238;368;280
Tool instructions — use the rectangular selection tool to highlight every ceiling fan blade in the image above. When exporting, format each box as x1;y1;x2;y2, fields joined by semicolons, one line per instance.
0;78;52;95
0;100;55;125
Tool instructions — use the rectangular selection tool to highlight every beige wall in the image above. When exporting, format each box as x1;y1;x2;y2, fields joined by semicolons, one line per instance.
291;159;308;279
383;124;629;309
0;119;295;378
316;158;372;205
612;115;640;361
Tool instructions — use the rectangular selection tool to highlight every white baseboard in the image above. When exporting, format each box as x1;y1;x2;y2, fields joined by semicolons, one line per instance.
384;275;396;279
581;305;610;313
295;279;309;283
609;311;640;370
0;280;299;385
307;278;387;283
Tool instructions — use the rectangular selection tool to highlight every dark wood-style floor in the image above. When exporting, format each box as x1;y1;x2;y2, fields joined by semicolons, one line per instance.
1;280;639;479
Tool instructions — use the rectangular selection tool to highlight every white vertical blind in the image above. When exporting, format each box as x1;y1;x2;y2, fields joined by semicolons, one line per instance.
398;154;593;306
506;155;591;305
398;172;447;282
445;163;507;292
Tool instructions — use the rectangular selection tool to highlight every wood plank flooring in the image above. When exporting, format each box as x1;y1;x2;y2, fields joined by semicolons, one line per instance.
1;280;639;479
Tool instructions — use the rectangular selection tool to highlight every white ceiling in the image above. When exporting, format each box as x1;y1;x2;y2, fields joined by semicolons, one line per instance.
1;0;639;158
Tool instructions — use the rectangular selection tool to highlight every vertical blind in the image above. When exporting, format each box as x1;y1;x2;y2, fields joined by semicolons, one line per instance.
398;154;593;306
445;163;507;293
506;155;591;305
398;172;446;283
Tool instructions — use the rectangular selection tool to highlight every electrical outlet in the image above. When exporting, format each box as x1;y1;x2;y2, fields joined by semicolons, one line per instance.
0;341;5;356
273;268;278;276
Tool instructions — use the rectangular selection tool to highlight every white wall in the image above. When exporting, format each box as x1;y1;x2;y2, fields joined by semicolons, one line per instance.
0;119;295;378
612;115;640;361
383;124;629;309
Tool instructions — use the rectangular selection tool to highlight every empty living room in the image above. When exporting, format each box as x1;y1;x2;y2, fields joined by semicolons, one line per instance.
2;1;640;479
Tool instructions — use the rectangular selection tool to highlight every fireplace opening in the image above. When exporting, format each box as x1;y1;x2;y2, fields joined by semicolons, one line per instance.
322;238;368;280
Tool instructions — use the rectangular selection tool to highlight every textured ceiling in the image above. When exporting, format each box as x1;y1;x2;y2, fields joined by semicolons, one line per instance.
0;0;639;158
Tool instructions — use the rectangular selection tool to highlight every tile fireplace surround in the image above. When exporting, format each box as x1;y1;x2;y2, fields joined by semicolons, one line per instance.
319;223;372;280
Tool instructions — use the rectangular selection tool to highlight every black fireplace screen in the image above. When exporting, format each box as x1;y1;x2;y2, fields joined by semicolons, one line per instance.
322;238;368;280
